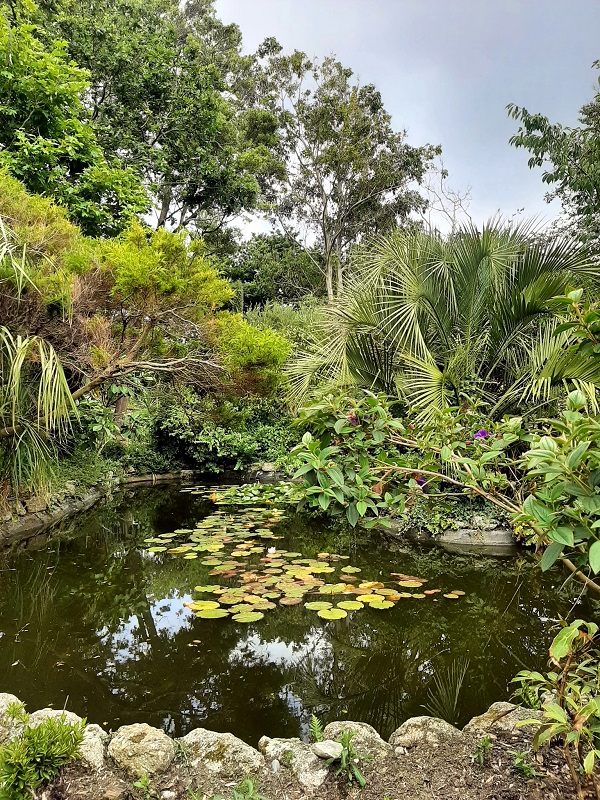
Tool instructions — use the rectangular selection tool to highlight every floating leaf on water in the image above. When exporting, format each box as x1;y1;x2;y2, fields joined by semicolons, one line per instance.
317;608;347;620
358;581;384;590
196;609;229;619
423;589;441;595
232;612;264;622
370;600;394;610
183;553;198;559
337;601;364;611
450;590;466;596
397;592;413;598
356;594;383;603
444;593;460;599
252;601;277;611
305;601;333;611
341;566;361;574
194;585;222;593
146;547;167;553
397;580;425;588
412;593;427;599
201;558;222;566
318;583;347;595
189;601;220;611
279;597;302;606
375;588;398;597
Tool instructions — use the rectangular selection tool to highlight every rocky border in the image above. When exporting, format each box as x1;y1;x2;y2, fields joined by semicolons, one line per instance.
0;693;551;800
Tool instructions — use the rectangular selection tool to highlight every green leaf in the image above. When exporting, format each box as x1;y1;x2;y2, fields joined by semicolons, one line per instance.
346;503;359;527
550;624;582;660
589;540;600;573
540;542;564;571
584;750;595;775
549;527;574;547
566;441;591;470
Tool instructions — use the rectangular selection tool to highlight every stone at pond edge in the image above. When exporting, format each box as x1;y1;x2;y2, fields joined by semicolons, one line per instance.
323;720;393;761
258;736;329;793
108;723;175;776
79;723;108;771
463;701;543;735
389;716;463;750
179;728;264;789
0;692;25;743
29;708;84;728
311;740;343;760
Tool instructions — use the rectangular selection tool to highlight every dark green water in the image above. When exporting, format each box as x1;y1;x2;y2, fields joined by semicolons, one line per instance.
0;485;592;745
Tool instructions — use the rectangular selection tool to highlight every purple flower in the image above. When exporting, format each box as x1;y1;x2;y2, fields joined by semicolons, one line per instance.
415;477;427;487
473;429;490;439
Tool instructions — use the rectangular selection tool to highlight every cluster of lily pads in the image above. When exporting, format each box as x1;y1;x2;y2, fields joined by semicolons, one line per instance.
142;499;465;625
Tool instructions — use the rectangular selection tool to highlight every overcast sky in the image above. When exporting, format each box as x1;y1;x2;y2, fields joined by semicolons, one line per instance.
215;0;600;226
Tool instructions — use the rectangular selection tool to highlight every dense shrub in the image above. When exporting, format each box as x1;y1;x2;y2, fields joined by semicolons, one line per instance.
155;392;295;473
0;714;84;799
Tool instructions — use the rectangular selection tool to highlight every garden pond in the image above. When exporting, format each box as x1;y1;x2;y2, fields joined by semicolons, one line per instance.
0;484;592;745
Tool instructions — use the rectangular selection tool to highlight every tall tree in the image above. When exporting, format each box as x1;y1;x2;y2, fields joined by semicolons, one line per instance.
256;45;440;300
40;0;283;233
508;62;600;246
0;3;147;235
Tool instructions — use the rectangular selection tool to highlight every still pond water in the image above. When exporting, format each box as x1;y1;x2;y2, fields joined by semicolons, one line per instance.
0;485;591;745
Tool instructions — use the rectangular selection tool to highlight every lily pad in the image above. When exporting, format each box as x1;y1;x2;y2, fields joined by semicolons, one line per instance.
305;601;333;611
317;608;347;620
279;597;302;606
232;612;265;622
397;580;425;588
337;601;364;611
370;600;394;609
196;609;230;619
341;566;361;574
444;593;460;599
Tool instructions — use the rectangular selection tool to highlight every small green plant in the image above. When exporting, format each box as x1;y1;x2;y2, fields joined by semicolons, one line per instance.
512;619;600;799
329;730;366;788
133;772;155;799
472;735;493;766
0;714;85;799
3;702;29;725
210;778;265;800
309;714;324;743
511;750;538;779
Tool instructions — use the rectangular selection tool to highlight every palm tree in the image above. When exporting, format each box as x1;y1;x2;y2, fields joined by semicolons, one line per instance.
288;222;600;416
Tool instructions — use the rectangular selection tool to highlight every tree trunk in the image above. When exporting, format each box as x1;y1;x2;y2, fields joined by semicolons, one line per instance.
113;395;129;429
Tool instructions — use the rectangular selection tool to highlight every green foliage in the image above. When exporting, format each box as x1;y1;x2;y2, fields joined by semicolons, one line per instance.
98;222;234;316
472;736;493;767
517;389;600;575
41;0;282;233
423;658;470;725
133;773;155;799
0;325;76;493
210;778;265;800
512;620;600;796
225;233;324;305
511;750;538;779
0;4;147;235
330;730;366;788
0;714;85;799
288;223;599;412
508;67;600;244
292;390;407;526
260;48;438;298
309;714;324;743
213;313;291;395
156;393;295;473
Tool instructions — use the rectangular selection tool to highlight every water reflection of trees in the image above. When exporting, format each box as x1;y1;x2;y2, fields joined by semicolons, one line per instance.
0;487;594;743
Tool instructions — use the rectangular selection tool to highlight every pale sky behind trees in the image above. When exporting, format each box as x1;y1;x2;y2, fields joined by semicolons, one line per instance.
216;0;600;226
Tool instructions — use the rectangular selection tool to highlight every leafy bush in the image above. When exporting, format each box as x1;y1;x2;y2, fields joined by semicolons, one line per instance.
0;715;85;799
212;313;291;395
517;389;600;575
156;393;295;473
512;620;600;797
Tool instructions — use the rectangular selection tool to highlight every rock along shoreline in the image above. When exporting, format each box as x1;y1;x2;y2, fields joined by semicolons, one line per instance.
0;692;560;800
